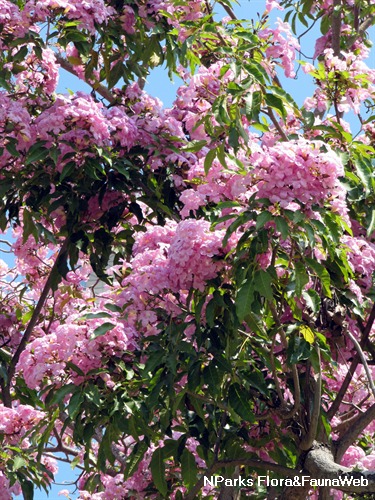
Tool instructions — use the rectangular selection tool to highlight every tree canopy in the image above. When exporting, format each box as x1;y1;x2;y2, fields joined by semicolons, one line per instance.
1;0;375;499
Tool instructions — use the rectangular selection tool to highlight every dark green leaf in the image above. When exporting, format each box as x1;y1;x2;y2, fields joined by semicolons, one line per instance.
25;143;49;165
124;441;149;480
91;322;115;339
97;428;116;471
236;279;254;323
181;448;198;489
264;93;286;118
294;261;309;297
275;216;289;239
256;211;272;230
353;156;372;194
306;258;331;298
302;289;321;314
253;269;273;301
150;448;167;496
228;383;254;421
20;479;34;500
204;148;216;175
107;62;124;88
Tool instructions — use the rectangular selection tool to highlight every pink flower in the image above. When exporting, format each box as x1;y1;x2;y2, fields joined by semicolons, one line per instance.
265;0;283;13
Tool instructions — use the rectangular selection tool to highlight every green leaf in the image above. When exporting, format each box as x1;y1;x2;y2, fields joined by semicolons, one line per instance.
83;312;112;320
246;369;268;396
353;156;372;194
204;148;216;175
367;208;375;237
302;289;321;314
203;360;220;391
181;140;207;152
6;140;20;157
67;391;83;419
50;383;77;405
287;335;312;364
255;211;272;230
294;261;309;297
264;93;286;118
228;383;254;422
20;479;34;500
275;216;289;239
60;162;75;181
25;143;49;165
104;303;122;313
150;448;167;496
216;142;227;168
181;448;198;490
236;279;254;323
91;322;115;339
124;441;149;480
13;45;29;63
22;209;38;244
244;92;253;117
305;259;331;298
253;269;273;301
97;428;116;471
13;456;27;471
107;61;124;89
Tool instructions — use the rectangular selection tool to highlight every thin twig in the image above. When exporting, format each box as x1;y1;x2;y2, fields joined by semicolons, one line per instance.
265;107;289;141
327;302;375;419
269;302;301;419
345;329;375;400
331;0;342;57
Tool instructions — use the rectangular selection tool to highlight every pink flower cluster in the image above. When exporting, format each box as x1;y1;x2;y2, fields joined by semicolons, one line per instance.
251;139;345;210
0;92;32;160
23;0;115;33
259;19;300;78
0;0;28;43
115;219;227;337
172;61;234;141
168;219;226;291
15;48;60;95
341;236;375;291
18;315;138;389
303;49;375;115
0;404;45;440
341;445;375;471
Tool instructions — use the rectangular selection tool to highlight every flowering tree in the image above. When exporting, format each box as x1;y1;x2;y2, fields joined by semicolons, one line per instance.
2;0;375;498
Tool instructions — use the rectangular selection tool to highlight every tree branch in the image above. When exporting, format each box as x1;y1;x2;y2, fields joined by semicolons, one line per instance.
334;403;375;462
331;0;342;57
265;107;289;142
282;442;375;500
300;347;322;450
345;329;375;400
218;1;237;20
55;54;117;105
268;302;301;419
327;302;375;419
305;442;375;493
346;14;375;50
